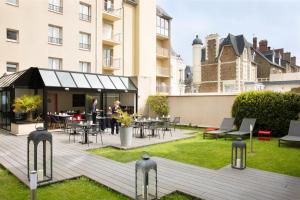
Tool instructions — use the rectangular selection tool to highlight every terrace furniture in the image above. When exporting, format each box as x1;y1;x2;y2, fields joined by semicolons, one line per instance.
225;118;256;140
146;121;160;139
161;121;172;139
258;130;271;141
279;120;300;147
89;122;103;145
170;117;180;131
69;121;82;143
49;115;62;129
203;118;235;139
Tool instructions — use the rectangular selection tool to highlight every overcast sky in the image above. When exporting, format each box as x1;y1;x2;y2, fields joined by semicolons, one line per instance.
157;0;300;66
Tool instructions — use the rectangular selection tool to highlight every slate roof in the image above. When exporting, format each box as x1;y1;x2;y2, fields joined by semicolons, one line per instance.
219;34;251;56
192;35;203;45
253;48;285;69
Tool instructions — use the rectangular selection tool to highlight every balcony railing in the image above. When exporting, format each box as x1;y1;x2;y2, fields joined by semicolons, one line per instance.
48;3;63;13
156;85;170;93
79;13;91;21
157;47;169;58
257;78;270;82
79;43;91;50
103;57;120;69
103;33;121;43
103;2;121;18
157;66;170;77
48;37;62;45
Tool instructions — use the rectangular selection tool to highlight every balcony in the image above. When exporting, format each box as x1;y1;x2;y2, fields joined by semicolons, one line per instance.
103;57;121;71
103;2;121;21
48;4;63;14
103;33;121;46
79;43;91;50
48;37;62;45
157;47;170;59
157;66;170;77
79;13;91;22
156;84;170;94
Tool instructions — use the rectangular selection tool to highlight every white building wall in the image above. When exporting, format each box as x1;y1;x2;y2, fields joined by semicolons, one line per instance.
170;53;185;95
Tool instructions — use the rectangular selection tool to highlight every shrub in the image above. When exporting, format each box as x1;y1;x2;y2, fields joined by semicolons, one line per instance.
13;95;42;122
232;91;300;137
146;95;169;117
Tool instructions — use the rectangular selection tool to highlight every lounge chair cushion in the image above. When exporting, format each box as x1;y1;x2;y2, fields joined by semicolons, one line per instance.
226;131;249;136
280;135;300;142
206;130;228;134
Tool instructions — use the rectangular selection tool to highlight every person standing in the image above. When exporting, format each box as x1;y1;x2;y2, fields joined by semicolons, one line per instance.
92;98;98;124
111;101;121;135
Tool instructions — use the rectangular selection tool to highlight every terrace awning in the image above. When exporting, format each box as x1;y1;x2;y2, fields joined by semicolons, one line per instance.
0;67;137;92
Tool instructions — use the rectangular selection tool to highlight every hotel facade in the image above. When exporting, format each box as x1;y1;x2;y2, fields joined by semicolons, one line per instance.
0;0;172;113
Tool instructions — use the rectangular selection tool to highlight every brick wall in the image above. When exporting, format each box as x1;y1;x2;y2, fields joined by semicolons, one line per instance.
221;63;236;80
220;46;236;62
255;53;272;78
201;64;217;81
199;82;218;92
207;39;217;63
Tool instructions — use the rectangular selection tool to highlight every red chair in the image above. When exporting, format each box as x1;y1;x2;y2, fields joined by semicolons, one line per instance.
258;130;271;141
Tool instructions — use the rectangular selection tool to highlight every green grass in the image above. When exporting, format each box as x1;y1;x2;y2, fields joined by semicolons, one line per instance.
0;166;195;200
89;129;300;177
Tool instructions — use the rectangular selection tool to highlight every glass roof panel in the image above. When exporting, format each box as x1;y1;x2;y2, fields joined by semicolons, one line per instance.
109;76;126;90
55;71;76;88
98;75;115;89
39;70;61;87
85;74;103;89
71;73;90;88
120;77;137;90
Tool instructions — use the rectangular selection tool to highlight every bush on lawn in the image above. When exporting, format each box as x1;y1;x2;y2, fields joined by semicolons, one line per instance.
232;91;300;137
147;95;169;117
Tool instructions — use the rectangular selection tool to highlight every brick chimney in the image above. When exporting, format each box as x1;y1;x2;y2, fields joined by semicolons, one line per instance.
259;40;268;52
275;48;284;57
283;52;291;62
291;56;296;66
253;37;257;49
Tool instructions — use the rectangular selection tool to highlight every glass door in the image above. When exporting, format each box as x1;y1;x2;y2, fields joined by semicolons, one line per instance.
0;91;11;131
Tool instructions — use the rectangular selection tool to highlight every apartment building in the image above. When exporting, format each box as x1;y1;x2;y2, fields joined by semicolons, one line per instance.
192;33;257;93
0;0;172;112
170;49;185;95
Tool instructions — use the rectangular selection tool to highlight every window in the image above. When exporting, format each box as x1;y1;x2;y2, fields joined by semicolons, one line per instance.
79;32;91;50
48;25;62;45
103;23;113;40
48;0;63;13
104;0;114;12
6;29;19;42
6;62;18;73
103;48;113;67
80;61;91;72
6;0;18;6
79;3;91;21
48;57;62;70
156;16;169;37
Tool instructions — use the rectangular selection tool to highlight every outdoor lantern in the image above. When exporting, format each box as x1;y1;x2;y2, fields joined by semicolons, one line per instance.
231;138;246;170
27;129;53;184
135;155;157;200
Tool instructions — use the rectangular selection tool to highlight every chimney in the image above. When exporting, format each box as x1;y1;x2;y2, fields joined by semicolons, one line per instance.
291;56;296;66
253;37;257;49
275;48;284;57
283;52;291;62
268;47;271;51
259;40;268;52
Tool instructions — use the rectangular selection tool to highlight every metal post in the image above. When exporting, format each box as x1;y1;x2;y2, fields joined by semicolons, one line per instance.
30;171;37;200
250;124;253;154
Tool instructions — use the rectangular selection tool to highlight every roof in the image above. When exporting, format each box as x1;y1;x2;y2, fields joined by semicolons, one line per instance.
0;67;137;92
192;35;203;45
219;34;251;56
253;48;285;69
156;6;172;20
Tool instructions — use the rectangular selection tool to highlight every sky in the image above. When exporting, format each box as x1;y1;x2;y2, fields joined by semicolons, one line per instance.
157;0;300;66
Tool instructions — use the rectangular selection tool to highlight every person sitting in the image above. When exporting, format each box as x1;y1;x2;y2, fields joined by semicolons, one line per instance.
72;110;82;122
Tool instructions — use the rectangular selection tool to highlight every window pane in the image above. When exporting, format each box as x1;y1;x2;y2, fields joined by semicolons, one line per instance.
120;77;136;90
71;73;90;88
6;0;18;5
98;75;115;89
6;63;17;73
39;70;61;87
56;72;76;88
7;30;18;40
85;74;103;89
109;76;126;90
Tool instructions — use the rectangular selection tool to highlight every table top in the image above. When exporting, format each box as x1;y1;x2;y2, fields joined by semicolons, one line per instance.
50;114;72;118
134;119;163;123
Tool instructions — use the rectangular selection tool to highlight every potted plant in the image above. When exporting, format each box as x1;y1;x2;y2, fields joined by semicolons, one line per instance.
13;95;42;122
117;111;133;147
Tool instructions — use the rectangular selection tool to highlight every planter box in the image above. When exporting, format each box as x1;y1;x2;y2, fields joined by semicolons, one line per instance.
11;123;44;136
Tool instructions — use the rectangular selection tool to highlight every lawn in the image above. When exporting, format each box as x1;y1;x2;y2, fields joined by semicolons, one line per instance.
0;166;195;200
89;128;300;177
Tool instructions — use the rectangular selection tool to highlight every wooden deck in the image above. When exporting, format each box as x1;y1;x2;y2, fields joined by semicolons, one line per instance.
0;131;300;200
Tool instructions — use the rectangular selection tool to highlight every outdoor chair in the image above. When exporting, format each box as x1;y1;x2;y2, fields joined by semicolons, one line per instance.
50;115;62;129
225;118;256;140
147;121;160;139
69;121;82;143
279;120;300;147
203;118;235;139
170;117;180;131
88;122;103;145
64;117;73;133
160;121;172;139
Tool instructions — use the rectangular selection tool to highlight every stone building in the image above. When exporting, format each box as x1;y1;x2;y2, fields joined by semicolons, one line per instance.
192;33;257;93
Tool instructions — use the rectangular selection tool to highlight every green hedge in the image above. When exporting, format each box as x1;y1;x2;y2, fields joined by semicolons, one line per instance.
147;95;169;117
232;91;300;137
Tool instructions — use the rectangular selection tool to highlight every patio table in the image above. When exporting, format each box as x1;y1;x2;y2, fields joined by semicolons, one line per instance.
74;122;96;144
134;119;162;138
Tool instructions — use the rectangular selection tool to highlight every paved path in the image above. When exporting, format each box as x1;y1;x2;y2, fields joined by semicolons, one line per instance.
0;132;300;200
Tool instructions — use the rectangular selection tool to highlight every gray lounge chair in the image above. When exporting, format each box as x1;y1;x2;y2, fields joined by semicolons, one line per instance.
279;120;300;147
203;118;235;139
225;118;256;140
